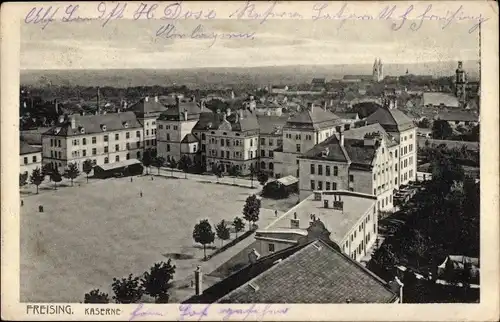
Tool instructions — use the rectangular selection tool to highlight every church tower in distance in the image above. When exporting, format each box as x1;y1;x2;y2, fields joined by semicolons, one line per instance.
455;61;467;108
373;58;383;82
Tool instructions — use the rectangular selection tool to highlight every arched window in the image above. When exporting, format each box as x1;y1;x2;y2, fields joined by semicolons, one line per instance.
260;161;266;169
269;162;274;170
104;157;109;164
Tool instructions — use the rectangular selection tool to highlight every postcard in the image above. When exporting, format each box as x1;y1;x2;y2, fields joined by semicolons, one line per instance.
1;1;499;321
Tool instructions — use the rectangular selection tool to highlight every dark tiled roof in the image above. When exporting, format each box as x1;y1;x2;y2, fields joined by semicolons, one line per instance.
302;134;349;162
365;107;415;132
335;112;359;119
20;140;42;155
257;115;289;135
343;123;399;148
436;111;479;122
181;133;199;144
285;107;341;130
186;239;397;304
159;100;203;121
193;110;259;132
422;92;459;107
344;140;377;168
43;112;142;137
129;97;167;117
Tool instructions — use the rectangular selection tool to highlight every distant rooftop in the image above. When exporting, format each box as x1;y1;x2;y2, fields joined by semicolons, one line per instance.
423;92;460;108
265;191;376;244
20;140;42;155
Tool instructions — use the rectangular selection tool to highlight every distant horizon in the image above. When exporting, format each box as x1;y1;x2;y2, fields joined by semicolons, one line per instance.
21;59;480;72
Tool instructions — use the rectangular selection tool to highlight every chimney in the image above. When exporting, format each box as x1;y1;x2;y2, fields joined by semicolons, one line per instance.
97;87;101;115
155;96;158;103
322;147;330;157
337;131;344;146
239;109;244;120
54;99;59;114
194;266;202;296
145;96;149;102
248;248;261;263
175;95;180;107
323;101;327;111
192;95;196;103
226;108;231;117
183;108;188;121
290;212;300;228
70;115;76;129
200;99;205;111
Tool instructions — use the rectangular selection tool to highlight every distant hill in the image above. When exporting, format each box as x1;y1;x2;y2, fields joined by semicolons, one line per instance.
21;61;479;88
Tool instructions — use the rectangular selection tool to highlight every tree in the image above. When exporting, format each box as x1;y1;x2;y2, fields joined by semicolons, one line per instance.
257;171;269;187
367;243;397;282
111;274;144;304
242;194;261;230
168;157;177;177
178;155;192;179
432;120;452;139
249;163;256;188
63;162;80;186
141;260;176;303
233;217;245;238
29;167;44;194
42;163;53;182
212;162;223;183
84;289;110;303
142;149;153;174
228;165;241;185
152;156;165;175
215;220;231;247
82;159;93;183
19;172;28;187
50;168;62;190
193;219;215;260
417;118;431;128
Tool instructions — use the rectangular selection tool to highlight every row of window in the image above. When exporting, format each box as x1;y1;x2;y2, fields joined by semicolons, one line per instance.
53;131;143;147
23;155;38;164
377;195;393;209
145;129;157;136
259;161;274;171
158;124;178;130
402;133;413;141
209;138;243;146
50;141;146;159
310;180;345;191
260;138;276;146
400;144;413;156
310;164;341;176
260;150;274;158
209;150;246;159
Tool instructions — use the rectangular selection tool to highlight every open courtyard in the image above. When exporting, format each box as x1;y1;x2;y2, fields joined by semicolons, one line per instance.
20;174;280;302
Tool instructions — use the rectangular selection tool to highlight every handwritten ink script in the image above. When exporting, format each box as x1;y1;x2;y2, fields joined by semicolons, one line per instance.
178;304;291;321
24;1;489;34
127;304;290;321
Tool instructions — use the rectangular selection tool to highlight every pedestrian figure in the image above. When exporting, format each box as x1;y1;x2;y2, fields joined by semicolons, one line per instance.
151;176;154;181
140;191;143;197
21;200;24;207
275;210;278;217
131;177;133;182
39;205;44;213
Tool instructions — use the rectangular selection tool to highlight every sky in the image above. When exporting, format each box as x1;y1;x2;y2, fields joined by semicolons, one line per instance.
21;18;480;70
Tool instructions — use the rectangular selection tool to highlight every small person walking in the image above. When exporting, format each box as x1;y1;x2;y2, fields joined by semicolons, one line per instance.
130;177;133;182
275;210;278;217
140;191;143;198
21;200;24;207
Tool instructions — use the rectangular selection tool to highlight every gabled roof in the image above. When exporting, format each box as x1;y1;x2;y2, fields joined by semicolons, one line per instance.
422;92;460;108
343;123;398;148
43;112;142;137
159;100;202;121
302;134;349;163
365;107;415;132
181;133;199;144
285;107;342;130
436;111;479;122
192;110;259;132
129;97;167;117
335;112;359;120
20;140;42;155
256;115;289;135
185;239;397;303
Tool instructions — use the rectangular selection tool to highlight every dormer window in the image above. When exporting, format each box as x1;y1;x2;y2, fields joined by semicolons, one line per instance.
123;122;129;128
79;127;85;134
101;124;107;131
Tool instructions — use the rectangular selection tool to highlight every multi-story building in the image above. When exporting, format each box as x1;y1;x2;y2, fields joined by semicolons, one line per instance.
20;140;42;178
365;103;417;187
199;109;260;174
256;115;287;177
41;112;143;172
254;190;378;262
298;123;399;211
274;104;343;178
128;96;168;155
156;96;205;163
